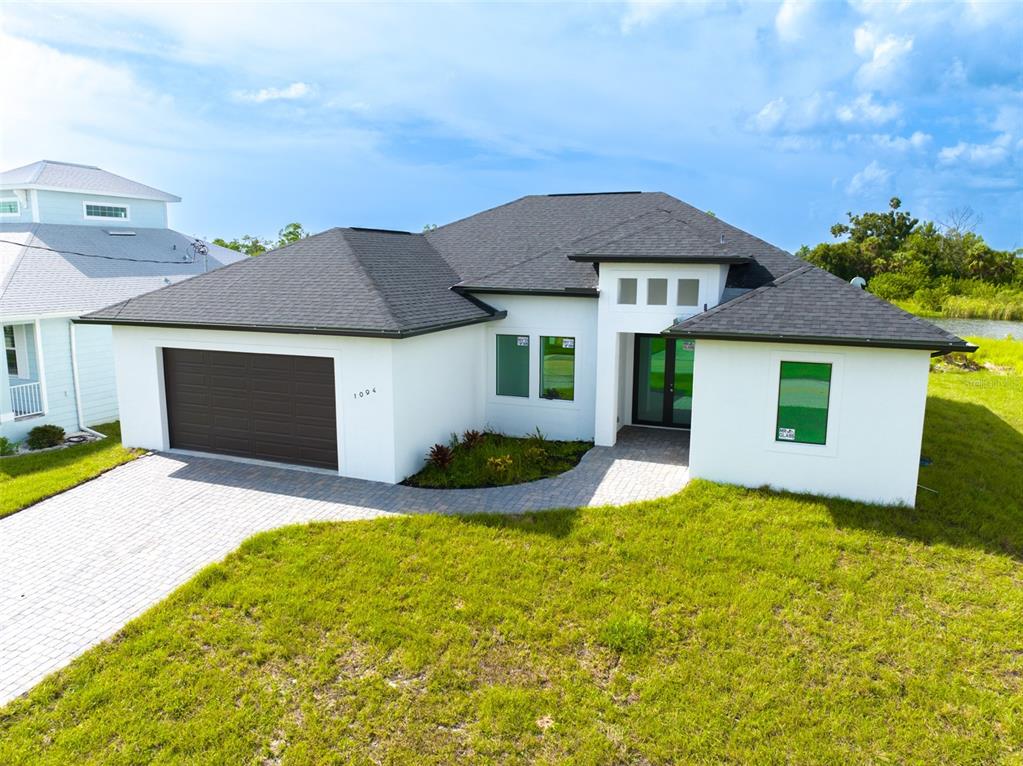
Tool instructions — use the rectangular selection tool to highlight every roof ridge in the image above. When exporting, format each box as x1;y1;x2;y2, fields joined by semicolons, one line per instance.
340;229;432;332
457;207;671;286
427;194;531;236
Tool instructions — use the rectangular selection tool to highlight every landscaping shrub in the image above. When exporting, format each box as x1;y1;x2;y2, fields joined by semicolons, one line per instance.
486;454;513;475
427;443;454;470
406;432;592;488
0;436;18;456
462;429;485;449
26;424;65;451
867;271;917;301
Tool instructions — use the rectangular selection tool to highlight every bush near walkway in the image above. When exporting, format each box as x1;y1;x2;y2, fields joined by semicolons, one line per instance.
2;353;1021;763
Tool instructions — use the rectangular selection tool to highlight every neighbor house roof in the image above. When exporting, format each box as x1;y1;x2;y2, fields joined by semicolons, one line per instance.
0;223;243;317
80;227;503;337
668;264;974;354
0;160;181;202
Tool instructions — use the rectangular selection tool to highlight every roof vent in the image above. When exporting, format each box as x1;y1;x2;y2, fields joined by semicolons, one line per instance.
719;234;725;244
850;276;866;289
107;230;136;236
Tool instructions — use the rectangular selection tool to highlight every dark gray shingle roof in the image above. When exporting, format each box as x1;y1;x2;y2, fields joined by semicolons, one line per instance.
81;228;500;336
426;192;800;292
668;264;974;353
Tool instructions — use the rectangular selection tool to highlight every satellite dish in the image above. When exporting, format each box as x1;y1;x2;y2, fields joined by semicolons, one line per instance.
850;276;867;289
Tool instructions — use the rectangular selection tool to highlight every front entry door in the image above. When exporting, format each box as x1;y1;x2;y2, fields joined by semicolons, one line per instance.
632;335;695;428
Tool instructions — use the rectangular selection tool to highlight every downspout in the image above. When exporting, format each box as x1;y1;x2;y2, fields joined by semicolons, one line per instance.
68;321;104;439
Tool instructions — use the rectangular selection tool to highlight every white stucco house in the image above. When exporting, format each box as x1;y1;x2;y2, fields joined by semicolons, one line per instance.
79;192;973;506
0;160;243;442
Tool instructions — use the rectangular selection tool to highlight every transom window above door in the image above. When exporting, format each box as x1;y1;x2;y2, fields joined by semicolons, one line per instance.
647;278;668;305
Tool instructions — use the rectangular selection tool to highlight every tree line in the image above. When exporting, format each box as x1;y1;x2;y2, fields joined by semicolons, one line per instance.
797;198;1023;319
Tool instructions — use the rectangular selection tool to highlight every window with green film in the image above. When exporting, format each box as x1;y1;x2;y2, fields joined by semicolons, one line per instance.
540;336;575;400
776;361;831;445
496;335;529;397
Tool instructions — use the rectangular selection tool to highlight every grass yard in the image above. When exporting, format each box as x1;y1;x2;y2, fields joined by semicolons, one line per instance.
405;431;592;488
1;355;1021;763
0;422;141;519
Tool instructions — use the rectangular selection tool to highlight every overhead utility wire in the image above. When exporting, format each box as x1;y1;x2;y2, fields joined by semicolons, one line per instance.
0;238;210;265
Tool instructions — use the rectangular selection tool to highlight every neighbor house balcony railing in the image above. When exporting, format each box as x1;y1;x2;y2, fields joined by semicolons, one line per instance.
10;382;43;418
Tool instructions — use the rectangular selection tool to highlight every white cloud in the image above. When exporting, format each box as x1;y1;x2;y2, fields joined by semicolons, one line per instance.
748;97;788;133
846;160;891;194
871;131;931;151
938;133;1013;167
836;93;900;125
620;0;677;33
775;0;812;42
853;24;913;90
232;82;313;104
0;32;186;171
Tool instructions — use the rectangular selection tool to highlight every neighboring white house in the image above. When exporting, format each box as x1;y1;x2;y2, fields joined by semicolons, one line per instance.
0;160;244;442
80;192;973;506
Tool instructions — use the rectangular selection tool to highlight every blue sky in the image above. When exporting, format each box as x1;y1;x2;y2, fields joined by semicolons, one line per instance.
1;1;1021;251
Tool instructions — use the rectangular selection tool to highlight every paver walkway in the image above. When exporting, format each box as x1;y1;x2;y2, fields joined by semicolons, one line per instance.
0;427;688;705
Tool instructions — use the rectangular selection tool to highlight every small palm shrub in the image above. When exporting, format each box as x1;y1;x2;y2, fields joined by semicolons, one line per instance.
427;443;454;470
0;436;18;456
462;429;485;449
26;424;65;450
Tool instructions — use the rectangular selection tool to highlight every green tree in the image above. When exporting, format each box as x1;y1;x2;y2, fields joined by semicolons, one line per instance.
213;223;308;257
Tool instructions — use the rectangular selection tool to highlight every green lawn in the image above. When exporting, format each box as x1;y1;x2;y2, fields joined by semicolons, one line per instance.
2;363;1022;763
0;422;141;519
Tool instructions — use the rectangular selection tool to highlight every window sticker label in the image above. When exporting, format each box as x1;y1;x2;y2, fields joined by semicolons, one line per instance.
562;338;574;349
777;427;796;441
516;336;529;347
682;340;695;351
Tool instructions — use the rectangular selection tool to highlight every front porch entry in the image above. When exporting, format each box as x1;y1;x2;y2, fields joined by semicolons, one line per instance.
631;334;694;428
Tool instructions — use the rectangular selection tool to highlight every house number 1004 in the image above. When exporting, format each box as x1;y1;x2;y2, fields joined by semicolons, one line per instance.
354;387;377;399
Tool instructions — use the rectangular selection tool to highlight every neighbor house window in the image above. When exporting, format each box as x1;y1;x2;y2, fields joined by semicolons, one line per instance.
496;334;529;397
776;361;832;445
647;278;668;305
0;199;19;216
677;279;699;306
4;326;19;377
617;278;637;304
540;336;575;400
84;203;129;219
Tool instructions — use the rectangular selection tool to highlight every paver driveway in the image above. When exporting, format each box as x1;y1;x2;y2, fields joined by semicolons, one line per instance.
0;427;688;705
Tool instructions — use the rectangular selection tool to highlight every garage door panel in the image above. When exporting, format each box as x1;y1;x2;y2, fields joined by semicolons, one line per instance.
164;348;337;470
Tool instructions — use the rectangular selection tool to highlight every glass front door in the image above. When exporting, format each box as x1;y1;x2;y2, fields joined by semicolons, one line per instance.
633;335;694;428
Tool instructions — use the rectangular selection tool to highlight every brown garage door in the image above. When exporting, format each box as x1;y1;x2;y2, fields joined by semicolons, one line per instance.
163;348;338;470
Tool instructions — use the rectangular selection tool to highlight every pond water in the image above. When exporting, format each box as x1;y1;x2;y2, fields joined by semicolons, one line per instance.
930;318;1023;340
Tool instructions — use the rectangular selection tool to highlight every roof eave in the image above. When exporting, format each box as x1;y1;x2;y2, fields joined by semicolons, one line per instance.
0;183;180;203
454;285;599;298
567;255;753;265
73;310;507;339
664;328;978;355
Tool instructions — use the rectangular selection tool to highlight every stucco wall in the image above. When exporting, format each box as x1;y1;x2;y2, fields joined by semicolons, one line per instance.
594;262;728;444
392;323;486;480
110;325;399;483
35;190;168;228
689;339;931;506
475;294;599;441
